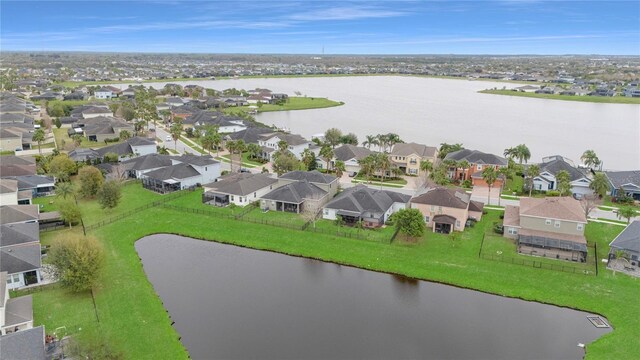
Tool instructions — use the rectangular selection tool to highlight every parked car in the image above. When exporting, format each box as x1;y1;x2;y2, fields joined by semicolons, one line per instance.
166;135;172;141
348;171;358;177
239;168;251;173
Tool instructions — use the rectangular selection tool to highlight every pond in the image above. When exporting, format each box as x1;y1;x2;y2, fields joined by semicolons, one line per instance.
135;234;611;360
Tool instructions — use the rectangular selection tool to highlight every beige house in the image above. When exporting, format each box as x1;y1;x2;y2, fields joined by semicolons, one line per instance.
389;142;438;175
410;187;484;233
503;197;588;262
0;128;23;152
0;179;19;206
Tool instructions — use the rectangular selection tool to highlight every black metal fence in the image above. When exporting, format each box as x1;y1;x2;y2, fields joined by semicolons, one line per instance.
479;233;598;276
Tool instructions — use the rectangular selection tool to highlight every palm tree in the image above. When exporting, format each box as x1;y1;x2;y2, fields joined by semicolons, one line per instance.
319;144;334;171
556;170;572;196
32;128;45;155
503;147;516;160
334;160;346;178
515;144;531;164
376;134;389;152
617;206;637;224
482;166;498;205
420;160;433;176
358;155;375;183
246;143;261;161
589;172;609;198
227;140;246;172
457;159;470;182
56;181;75;199
527;164;540;197
169;119;183;150
581;150;601;169
277;140;289;153
363;135;378;150
374;152;392;188
386;133;403;151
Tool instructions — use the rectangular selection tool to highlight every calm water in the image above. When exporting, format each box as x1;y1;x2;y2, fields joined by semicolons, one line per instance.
136;234;611;360
117;76;640;170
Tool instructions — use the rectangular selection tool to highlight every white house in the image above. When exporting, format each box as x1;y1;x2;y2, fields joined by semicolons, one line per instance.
141;155;220;193
1;222;43;290
202;173;279;207
94;87;114;99
532;155;593;198
258;132;311;161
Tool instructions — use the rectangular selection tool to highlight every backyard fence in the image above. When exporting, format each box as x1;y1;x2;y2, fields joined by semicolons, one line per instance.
479;233;598;276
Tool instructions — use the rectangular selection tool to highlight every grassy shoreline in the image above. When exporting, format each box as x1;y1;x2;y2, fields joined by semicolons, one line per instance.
479;89;640;104
17;184;639;359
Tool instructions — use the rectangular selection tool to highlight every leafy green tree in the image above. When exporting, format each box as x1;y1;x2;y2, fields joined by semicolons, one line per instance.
58;200;82;228
102;152;119;163
617;206;637;224
48;234;104;292
394;208;426;238
200;125;220;155
581;150;601;169
272;150;301;176
54;117;62;129
340;133;358;146
556;170;572;196
71;134;83;147
119;130;131;140
420;160;433;175
78;166;104;198
334;215;345;228
301;148;317;171
246;143;261;160
32;128;45;155
589;172;609;198
438;143;464;159
324;128;343;148
97;181;122;210
358;155;376;182
482;166;498;204
527;164;540;197
49;154;77;181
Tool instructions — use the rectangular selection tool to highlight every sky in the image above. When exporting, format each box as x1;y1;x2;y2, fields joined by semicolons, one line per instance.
1;0;639;55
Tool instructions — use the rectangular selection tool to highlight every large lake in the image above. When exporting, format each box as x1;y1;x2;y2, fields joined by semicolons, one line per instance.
116;76;640;170
136;234;611;360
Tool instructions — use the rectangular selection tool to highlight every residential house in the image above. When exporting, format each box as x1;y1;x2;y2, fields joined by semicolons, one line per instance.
68;148;100;162
0;156;36;177
171;105;200;121
0;271;34;336
532;155;593;198
94;87;114;99
6;175;55;199
258;132;311;161
608;221;640;270
623;85;640;97
119;153;173;179
322;184;411;228
260;180;329;213
0;205;39;225
0;179;18;206
330;144;372;174
220;96;248;107
0;128;25;152
605;170;640;200
410;187;484;234
390;142;438;175
141;155;220;193
0;326;45;358
94;136;157;160
203;173;279;207
166;97;186;107
278;170;339;197
224;127;275;144
75;116;135;142
69;105;113;119
1;222;42;289
186;111;247;133
503;197;588;262
444;149;508;183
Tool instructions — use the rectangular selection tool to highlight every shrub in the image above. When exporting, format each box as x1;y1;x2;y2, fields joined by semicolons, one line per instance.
547;190;561;197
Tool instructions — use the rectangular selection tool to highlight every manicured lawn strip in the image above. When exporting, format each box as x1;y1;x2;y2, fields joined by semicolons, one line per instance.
351;179;404;188
502;176;524;195
257;97;343;112
77;182;163;225
479;89;640;104
354;174;407;185
309;219;395;242
20;188;638;359
53;128;114;149
242;206;307;226
218;153;261;168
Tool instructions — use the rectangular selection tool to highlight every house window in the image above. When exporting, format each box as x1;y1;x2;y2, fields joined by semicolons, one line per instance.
205;167;207;171
554;220;561;228
438;206;442;213
230;195;234;201
239;197;243;203
324;209;329;215
577;223;584;231
545;219;552;225
430;205;435;211
477;164;483;171
254;192;257;198
508;228;518;235
456;220;461;228
424;216;430;223
13;274;19;283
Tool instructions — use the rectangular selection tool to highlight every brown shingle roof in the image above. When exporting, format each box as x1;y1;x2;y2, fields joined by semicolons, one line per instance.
503;205;520;227
519;197;586;223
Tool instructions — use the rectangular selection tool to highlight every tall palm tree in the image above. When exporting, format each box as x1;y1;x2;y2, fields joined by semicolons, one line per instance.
376;134;389;152
32;128;45;155
581;150;601;169
482;166;498;205
420;160;433;176
457;159;470;182
56;181;75;199
503;147;516;160
374;152;392;188
334;160;346;178
169;119;183;150
319;144;334;171
527;164;540;197
515;144;531;164
589;172;609;198
386;133;403;151
363;135;378;150
358;155;375;183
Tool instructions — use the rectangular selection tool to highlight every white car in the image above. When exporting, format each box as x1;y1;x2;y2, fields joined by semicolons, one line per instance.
166;135;172;141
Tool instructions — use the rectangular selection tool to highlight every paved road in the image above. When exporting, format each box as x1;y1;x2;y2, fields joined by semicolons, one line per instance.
154;125;201;155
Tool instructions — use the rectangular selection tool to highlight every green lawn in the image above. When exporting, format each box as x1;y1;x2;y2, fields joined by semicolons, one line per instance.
479;89;640;104
353;174;408;185
256;97;343;112
309;219;395;243
502;176;524;195
15;185;640;359
219;152;264;168
53;128;116;149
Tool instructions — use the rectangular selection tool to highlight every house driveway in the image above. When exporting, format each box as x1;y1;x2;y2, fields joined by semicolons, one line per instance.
471;186;502;206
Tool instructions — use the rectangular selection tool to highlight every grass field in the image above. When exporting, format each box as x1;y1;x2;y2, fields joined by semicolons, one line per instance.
53;128;115;149
257;97;343;112
479;89;640;104
14;183;640;359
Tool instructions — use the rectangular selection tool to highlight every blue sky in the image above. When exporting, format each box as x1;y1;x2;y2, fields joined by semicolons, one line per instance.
1;1;639;54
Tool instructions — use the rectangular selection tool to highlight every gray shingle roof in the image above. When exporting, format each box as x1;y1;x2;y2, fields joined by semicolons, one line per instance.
333;144;372;161
539;157;589;182
1;242;41;274
390;142;437;158
324;184;411;216
444;149;508;166
204;173;277;196
605;170;640;189
4;295;33;327
68;148;99;162
0;205;39;225
0;179;18;194
143;163;200;181
411;187;473;209
609;221;640;253
0;223;39;247
175;154;218;167
262;180;327;204
7;175;54;190
259;132;309;146
280;170;336;184
226;127;274;144
121;153;173;171
0;325;45;360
